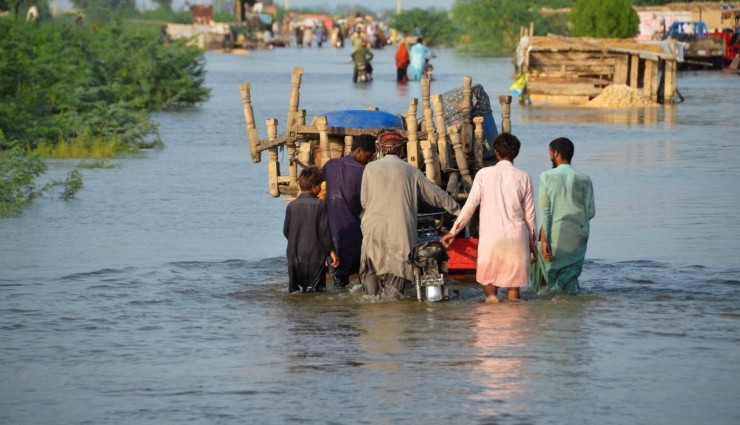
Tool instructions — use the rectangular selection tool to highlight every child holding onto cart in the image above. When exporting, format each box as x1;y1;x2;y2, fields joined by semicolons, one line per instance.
283;166;339;293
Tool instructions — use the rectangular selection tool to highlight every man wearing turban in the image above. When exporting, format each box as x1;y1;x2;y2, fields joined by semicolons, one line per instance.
359;131;460;299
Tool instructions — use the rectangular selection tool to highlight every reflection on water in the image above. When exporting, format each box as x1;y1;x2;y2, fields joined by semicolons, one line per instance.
395;81;410;98
521;103;676;126
471;303;530;413
357;303;409;371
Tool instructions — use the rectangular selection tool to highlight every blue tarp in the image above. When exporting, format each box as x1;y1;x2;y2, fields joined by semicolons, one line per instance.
323;110;404;129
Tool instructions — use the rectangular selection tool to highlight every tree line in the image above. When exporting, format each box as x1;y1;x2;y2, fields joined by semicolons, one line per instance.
0;15;209;215
392;0;696;54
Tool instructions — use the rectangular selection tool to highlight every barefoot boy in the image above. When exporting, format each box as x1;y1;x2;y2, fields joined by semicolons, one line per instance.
283;167;339;292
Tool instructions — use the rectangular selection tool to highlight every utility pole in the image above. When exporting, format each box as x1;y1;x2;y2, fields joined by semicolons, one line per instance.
396;0;401;14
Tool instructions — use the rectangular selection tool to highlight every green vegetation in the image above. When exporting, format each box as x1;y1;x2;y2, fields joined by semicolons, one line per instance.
71;0;137;23
0;147;47;216
389;8;458;47
76;159;117;169
0;142;83;213
0;0;52;20
453;0;532;55
59;169;84;200
0;17;209;215
571;0;639;38
0;18;209;150
449;0;641;54
135;8;194;24
35;139;121;159
437;0;686;54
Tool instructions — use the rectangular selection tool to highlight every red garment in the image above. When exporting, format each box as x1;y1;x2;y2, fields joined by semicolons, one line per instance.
395;42;410;68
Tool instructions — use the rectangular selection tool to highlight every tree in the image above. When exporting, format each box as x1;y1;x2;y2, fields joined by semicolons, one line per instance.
71;0;137;23
389;8;457;47
0;0;51;20
452;0;543;55
152;0;172;12
570;0;639;38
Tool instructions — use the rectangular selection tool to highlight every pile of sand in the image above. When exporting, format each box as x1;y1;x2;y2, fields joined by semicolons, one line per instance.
587;84;656;108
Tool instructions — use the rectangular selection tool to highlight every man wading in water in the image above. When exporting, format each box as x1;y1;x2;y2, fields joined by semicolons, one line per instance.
322;134;376;288
531;137;595;294
358;131;460;299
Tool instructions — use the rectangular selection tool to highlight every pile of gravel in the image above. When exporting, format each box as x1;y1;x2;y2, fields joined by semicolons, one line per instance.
586;84;656;108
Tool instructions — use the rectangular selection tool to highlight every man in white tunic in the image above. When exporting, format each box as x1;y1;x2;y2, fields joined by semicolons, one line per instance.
359;131;460;299
441;133;537;302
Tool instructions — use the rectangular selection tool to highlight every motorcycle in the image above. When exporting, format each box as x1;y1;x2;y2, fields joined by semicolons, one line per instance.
423;59;434;80
354;60;374;83
409;212;450;302
356;62;370;83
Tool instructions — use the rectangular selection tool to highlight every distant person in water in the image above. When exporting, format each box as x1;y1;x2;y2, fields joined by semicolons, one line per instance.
408;37;430;81
395;41;410;82
531;137;595;294
322;134;376;288
283;167;339;293
351;40;374;82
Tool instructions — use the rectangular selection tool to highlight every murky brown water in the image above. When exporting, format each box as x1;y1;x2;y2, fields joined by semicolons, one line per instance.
1;47;738;424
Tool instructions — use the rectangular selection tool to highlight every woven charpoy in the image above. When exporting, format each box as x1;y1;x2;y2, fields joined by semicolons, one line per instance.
440;83;492;130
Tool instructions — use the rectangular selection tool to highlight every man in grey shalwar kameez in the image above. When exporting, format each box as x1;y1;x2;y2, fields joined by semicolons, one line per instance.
359;131;461;298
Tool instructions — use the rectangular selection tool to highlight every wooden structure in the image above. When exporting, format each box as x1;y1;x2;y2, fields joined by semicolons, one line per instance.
239;67;512;201
514;35;681;104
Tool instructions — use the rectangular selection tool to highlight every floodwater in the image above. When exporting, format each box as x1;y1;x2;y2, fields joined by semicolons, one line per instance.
1;46;739;424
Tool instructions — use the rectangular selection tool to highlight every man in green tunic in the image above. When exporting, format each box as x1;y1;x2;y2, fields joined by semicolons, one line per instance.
532;138;595;294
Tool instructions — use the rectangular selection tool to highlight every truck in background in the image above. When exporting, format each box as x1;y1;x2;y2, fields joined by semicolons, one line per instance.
665;21;725;69
710;6;740;68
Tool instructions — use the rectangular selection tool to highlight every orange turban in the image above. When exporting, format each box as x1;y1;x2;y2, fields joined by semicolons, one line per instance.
376;131;405;155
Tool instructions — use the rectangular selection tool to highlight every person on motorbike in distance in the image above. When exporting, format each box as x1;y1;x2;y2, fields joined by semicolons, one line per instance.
352;40;374;83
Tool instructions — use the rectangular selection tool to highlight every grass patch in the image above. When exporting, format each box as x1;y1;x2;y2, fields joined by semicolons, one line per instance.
76;159;117;169
35;137;127;159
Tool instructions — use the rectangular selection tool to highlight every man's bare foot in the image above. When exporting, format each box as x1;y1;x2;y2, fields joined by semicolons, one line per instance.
485;295;500;303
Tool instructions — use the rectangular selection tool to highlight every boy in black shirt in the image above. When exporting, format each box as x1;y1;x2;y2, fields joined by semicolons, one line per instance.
283;166;339;292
